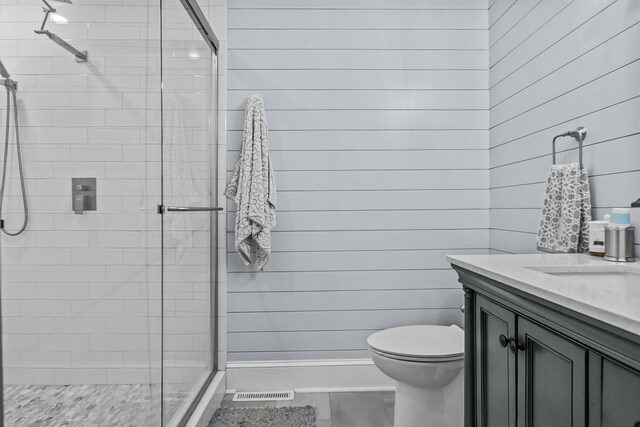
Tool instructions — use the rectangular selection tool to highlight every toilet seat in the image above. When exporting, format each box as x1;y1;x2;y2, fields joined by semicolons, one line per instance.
367;325;464;363
369;346;463;363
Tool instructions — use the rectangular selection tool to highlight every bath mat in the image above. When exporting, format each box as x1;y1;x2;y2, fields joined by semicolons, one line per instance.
209;405;316;427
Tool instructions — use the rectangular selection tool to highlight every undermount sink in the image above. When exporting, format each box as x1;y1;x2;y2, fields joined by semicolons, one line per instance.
526;265;640;288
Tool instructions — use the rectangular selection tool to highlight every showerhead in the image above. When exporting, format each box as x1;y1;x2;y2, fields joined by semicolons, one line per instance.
41;0;72;13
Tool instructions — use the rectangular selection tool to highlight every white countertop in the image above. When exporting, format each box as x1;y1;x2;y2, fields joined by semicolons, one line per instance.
446;254;640;337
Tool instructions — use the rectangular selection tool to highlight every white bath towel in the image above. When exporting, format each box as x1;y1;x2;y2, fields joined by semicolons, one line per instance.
163;94;209;261
537;163;592;253
225;95;276;270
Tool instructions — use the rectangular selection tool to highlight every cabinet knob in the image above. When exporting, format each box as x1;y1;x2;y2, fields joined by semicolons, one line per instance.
499;334;509;348
509;339;524;354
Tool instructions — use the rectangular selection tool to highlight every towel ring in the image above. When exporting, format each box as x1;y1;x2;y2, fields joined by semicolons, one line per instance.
552;127;586;165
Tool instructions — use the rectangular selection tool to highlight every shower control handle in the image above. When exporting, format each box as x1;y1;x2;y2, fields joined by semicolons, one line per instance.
73;193;86;215
73;185;88;215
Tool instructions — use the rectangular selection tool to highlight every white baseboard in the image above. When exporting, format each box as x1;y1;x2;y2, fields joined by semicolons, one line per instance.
226;358;395;393
185;371;226;427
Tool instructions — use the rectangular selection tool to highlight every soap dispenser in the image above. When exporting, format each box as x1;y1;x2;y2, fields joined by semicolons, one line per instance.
604;208;635;262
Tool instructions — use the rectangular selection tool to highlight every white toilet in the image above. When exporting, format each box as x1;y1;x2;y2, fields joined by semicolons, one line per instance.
367;325;464;427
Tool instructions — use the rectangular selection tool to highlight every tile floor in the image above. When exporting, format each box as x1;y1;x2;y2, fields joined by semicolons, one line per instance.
3;384;187;426
219;391;395;427
4;387;394;426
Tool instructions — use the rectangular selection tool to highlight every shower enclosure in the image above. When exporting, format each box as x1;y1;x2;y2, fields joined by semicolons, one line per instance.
0;0;220;425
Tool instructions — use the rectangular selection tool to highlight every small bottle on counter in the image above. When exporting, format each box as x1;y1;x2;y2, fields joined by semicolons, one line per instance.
588;214;610;257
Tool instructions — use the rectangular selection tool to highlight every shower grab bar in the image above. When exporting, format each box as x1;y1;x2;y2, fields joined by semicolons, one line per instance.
157;205;223;214
552;126;586;166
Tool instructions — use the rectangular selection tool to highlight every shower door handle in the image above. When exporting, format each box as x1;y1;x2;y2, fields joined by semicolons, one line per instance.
167;206;223;212
158;205;223;213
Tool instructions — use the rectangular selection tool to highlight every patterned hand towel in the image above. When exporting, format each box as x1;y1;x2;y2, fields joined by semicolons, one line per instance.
225;95;276;270
537;163;591;253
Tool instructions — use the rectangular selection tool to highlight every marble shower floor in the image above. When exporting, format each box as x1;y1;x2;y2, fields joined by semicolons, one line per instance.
3;384;185;427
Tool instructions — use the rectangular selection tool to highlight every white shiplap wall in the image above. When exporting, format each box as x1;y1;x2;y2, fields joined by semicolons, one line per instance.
489;0;640;253
226;0;490;361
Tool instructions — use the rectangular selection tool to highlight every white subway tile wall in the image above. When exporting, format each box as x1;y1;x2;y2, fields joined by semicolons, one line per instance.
0;0;163;386
226;0;490;361
0;0;227;392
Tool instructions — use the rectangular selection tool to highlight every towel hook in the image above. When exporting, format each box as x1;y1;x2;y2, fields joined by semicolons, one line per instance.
552;126;586;166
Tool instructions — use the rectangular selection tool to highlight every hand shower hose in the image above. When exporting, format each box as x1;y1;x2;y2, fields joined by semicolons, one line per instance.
0;86;28;236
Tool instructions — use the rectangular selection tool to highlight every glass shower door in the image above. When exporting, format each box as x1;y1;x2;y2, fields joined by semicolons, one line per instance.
160;0;218;424
0;0;163;425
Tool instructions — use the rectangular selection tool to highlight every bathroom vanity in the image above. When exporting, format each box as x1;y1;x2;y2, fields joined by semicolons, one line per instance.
447;254;640;427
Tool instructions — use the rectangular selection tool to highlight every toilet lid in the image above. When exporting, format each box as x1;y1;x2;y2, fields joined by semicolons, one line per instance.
367;325;464;360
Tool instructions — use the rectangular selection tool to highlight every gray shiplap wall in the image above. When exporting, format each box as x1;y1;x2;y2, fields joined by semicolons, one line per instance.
227;0;489;361
489;0;640;253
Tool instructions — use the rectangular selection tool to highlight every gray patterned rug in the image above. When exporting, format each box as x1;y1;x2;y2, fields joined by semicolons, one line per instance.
209;405;316;427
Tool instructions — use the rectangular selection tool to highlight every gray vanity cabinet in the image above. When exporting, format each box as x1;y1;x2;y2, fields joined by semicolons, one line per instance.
475;295;516;427
474;296;587;427
590;356;640;427
517;318;587;427
456;266;640;427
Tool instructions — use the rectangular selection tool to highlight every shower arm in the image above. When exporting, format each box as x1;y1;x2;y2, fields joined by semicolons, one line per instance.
34;30;88;62
34;0;88;62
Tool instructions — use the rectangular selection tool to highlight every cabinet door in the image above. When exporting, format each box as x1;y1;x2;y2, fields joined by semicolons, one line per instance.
475;295;517;427
517;318;588;427
590;356;640;427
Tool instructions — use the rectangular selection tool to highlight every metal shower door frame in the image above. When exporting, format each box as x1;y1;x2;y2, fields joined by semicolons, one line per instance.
179;0;219;54
161;1;220;426
0;239;4;427
169;52;220;427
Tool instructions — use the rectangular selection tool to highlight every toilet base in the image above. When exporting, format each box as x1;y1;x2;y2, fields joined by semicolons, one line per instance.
393;371;463;427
